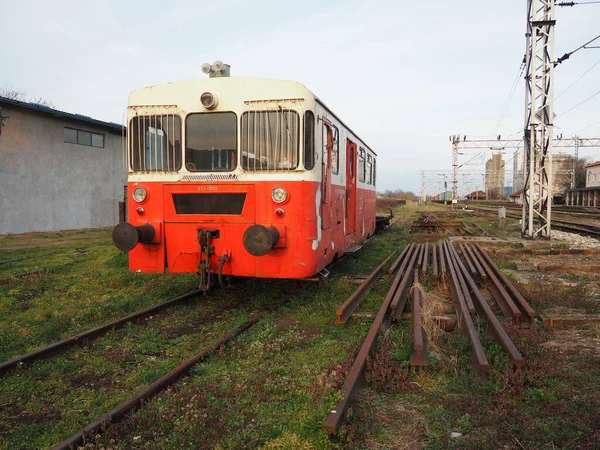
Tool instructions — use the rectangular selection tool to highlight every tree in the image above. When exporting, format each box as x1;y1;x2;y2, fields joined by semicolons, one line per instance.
0;85;54;108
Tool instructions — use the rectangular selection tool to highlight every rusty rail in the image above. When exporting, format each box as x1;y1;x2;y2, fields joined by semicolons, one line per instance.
458;242;477;278
410;270;428;366
442;241;489;374
421;242;429;277
336;256;391;324
438;243;446;278
390;244;421;320
323;257;401;434
432;243;439;280
468;245;521;324
0;290;201;377
474;244;535;322
449;243;475;313
389;243;413;274
465;243;486;280
52;314;261;450
448;243;524;367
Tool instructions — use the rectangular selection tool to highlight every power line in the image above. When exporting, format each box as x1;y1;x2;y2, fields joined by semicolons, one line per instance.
556;33;600;65
492;60;526;134
575;118;600;134
555;59;600;100
556;89;600;118
558;1;600;5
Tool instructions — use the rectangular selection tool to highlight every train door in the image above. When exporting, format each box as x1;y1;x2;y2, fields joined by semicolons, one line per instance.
346;139;357;234
321;121;333;230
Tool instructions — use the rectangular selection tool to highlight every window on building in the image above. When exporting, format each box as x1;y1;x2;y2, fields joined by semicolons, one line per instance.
304;111;315;170
358;147;365;183
367;154;373;184
185;112;237;172
241;109;299;171
130;114;182;171
331;125;339;175
64;127;105;148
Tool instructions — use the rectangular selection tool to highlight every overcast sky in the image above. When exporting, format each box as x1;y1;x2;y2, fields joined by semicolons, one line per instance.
2;0;599;194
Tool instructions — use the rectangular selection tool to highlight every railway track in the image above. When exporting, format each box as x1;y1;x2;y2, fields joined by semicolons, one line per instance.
0;290;202;376
467;205;600;238
0;286;295;449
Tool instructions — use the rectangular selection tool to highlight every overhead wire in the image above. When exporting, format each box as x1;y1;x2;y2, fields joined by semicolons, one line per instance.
555;58;600;100
556;89;600;118
492;60;526;135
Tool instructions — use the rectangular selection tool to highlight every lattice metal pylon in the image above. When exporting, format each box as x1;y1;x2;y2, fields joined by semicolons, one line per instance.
522;0;555;238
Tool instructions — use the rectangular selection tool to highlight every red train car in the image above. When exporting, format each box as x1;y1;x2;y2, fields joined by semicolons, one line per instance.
113;62;377;289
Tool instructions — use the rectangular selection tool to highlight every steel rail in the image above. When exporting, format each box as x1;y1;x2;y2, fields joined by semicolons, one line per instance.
410;270;428;366
390;244;421;320
442;241;489;374
464;243;487;280
381;245;418;317
458;242;477;278
449;244;524;367
52;314;261;450
449;243;475;313
388;243;413;274
0;290;201;377
421;242;429;277
438;242;446;278
467;244;521;324
432;243;439;280
323;259;400;434
473;244;535;322
336;256;391;324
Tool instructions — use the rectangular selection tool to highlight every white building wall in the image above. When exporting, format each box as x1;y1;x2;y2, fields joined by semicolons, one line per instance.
0;107;126;234
586;165;600;188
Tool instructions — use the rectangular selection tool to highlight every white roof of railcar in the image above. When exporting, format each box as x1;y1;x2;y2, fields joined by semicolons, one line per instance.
129;77;376;156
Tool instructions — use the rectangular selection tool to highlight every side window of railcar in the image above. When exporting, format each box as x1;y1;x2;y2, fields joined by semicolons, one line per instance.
367;154;372;184
331;125;339;175
373;158;376;186
241;110;299;170
130;115;182;171
358;148;366;183
304;111;315;170
185;112;237;172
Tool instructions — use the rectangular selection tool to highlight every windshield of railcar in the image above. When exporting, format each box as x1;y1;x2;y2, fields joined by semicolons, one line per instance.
185;112;237;172
130;114;182;171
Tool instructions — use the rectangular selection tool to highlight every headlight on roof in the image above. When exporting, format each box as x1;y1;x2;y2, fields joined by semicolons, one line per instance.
133;187;147;203
200;91;218;109
271;187;288;204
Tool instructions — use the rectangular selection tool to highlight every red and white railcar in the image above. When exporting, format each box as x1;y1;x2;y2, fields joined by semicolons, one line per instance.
113;64;377;289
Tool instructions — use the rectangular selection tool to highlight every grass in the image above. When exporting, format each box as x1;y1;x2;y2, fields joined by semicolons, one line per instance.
1;203;599;449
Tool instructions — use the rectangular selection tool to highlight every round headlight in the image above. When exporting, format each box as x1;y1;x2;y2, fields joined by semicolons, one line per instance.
200;92;218;109
133;187;147;203
271;187;288;204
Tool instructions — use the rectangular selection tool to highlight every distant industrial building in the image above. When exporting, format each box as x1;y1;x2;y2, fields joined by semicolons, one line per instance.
513;148;525;192
0;96;125;235
485;153;505;200
466;190;486;201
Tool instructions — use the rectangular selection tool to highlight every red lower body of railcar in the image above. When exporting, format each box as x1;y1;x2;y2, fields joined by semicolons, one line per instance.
114;180;376;279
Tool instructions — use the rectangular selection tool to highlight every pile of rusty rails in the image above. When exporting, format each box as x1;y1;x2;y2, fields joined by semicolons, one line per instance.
324;240;535;435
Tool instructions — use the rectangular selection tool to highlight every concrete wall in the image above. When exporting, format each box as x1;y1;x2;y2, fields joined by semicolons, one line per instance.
0;106;126;234
586;165;600;188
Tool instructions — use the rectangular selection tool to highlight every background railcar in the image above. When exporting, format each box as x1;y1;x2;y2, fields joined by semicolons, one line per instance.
113;67;377;288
